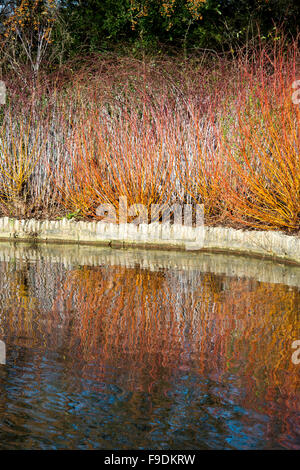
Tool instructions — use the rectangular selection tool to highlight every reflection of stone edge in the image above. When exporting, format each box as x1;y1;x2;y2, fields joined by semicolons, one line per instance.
0;240;299;289
0;217;299;264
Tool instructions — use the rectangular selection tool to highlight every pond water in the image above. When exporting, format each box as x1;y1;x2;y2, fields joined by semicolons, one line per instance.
0;243;299;450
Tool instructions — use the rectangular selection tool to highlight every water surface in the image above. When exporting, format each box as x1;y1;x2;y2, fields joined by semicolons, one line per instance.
0;243;299;449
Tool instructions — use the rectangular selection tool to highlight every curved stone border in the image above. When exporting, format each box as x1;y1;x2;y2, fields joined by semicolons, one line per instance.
204;226;300;265
0;217;299;265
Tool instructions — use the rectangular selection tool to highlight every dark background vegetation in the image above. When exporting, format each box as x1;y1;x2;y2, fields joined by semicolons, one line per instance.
59;0;300;54
0;0;299;63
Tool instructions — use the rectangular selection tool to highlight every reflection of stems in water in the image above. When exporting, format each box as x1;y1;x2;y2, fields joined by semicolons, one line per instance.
50;267;300;404
0;259;298;440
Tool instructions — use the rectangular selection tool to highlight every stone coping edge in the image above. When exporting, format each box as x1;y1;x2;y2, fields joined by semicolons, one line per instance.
0;217;298;265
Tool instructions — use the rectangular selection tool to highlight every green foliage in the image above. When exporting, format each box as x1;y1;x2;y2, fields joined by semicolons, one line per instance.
58;0;299;56
1;0;299;61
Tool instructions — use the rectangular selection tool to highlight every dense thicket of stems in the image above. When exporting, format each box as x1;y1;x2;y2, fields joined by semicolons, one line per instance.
0;40;299;232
